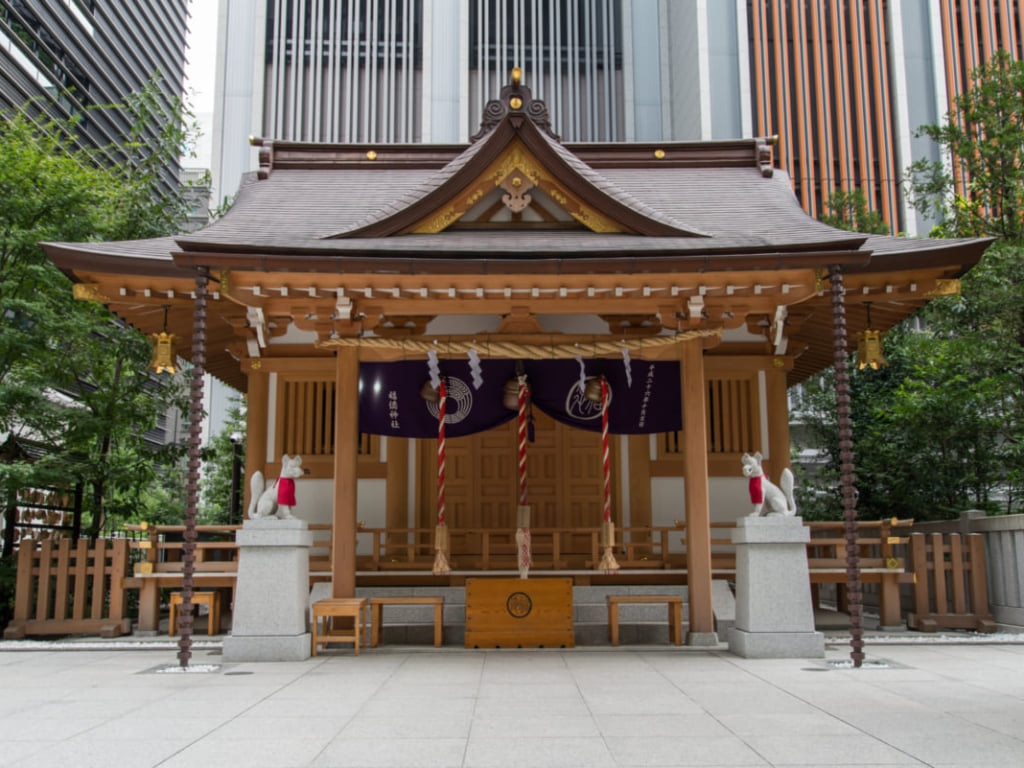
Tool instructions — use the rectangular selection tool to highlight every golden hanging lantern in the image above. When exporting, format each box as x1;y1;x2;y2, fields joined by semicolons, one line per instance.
857;329;887;370
148;306;178;374
857;303;887;371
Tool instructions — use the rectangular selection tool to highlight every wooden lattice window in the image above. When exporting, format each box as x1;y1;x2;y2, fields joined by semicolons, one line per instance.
661;430;682;456
276;377;380;463
657;374;760;461
357;431;378;457
706;376;757;454
280;379;336;457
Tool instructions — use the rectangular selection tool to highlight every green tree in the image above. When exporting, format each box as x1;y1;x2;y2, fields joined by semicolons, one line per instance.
859;321;1007;518
199;396;247;525
128;464;187;527
901;51;1024;514
800;53;1024;519
105;78;204;240
0;77;200;539
820;189;890;235
907;51;1024;245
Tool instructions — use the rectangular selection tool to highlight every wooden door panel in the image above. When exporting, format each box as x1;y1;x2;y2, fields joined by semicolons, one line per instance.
532;502;561;529
420;408;617;557
476;422;515;529
562;425;604;529
443;439;476;528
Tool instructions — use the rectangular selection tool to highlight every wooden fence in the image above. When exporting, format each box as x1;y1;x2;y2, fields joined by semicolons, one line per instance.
907;532;996;632
4;538;132;638
913;511;1024;631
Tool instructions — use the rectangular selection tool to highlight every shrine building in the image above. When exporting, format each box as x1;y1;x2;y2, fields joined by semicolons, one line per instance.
42;75;989;642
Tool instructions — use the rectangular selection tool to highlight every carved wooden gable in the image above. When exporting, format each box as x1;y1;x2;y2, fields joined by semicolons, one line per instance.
408;140;622;233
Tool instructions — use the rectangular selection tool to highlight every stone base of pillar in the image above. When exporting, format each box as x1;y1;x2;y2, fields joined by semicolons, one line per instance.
223;633;312;662
223;518;314;663
728;515;824;659
685;631;720;647
728;628;824;658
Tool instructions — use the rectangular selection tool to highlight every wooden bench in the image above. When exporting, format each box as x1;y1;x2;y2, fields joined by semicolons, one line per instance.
168;591;222;636
311;598;368;656
606;594;683;646
369;596;445;647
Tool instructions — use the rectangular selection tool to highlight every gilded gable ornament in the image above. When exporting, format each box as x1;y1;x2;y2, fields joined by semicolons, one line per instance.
500;174;534;213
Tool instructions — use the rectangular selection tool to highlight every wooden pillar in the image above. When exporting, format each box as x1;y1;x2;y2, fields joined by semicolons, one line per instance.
332;347;359;597
386;437;409;551
765;357;793;477
243;367;269;515
627;434;652;537
681;338;716;642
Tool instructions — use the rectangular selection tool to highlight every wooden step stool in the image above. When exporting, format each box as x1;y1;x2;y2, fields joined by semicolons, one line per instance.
312;598;368;656
369;596;445;647
606;594;683;646
169;591;222;636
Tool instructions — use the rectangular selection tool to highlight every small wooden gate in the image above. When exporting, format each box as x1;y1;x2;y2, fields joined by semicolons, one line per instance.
907;532;996;633
3;538;132;639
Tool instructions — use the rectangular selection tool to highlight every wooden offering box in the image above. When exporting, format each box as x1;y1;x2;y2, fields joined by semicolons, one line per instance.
464;577;574;648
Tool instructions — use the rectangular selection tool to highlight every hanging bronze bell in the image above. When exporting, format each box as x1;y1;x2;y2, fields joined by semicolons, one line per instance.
420;380;440;403
583;376;604;403
502;378;521;410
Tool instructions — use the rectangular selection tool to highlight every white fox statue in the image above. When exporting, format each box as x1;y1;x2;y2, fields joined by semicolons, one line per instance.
740;452;796;517
248;454;303;520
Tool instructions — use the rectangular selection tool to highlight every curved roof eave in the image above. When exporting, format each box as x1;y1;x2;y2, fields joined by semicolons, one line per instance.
40;226;987;287
41;237;187;279
849;235;996;276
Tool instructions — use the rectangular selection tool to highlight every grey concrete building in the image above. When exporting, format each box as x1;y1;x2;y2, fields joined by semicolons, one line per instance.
0;0;189;190
210;0;1024;237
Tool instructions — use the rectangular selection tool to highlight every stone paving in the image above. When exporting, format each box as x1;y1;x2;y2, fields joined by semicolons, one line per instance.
0;635;1022;767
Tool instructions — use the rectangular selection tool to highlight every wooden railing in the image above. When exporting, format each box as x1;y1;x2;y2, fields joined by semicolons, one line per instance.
356;522;745;572
805;518;914;627
912;512;1021;630
121;522;334;632
119;520;913;634
118;519;915;577
123;522;333;575
6;518;929;636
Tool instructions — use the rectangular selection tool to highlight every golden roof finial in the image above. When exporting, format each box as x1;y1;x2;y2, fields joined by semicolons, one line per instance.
511;67;522;86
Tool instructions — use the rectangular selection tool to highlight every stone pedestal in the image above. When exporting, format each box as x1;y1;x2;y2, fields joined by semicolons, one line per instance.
223;518;313;662
728;516;824;658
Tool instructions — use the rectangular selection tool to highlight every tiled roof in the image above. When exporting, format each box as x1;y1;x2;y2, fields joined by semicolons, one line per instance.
48;143;982;283
185;167;857;251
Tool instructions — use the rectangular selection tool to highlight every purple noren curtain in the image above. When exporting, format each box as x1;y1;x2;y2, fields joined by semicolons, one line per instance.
358;359;680;438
